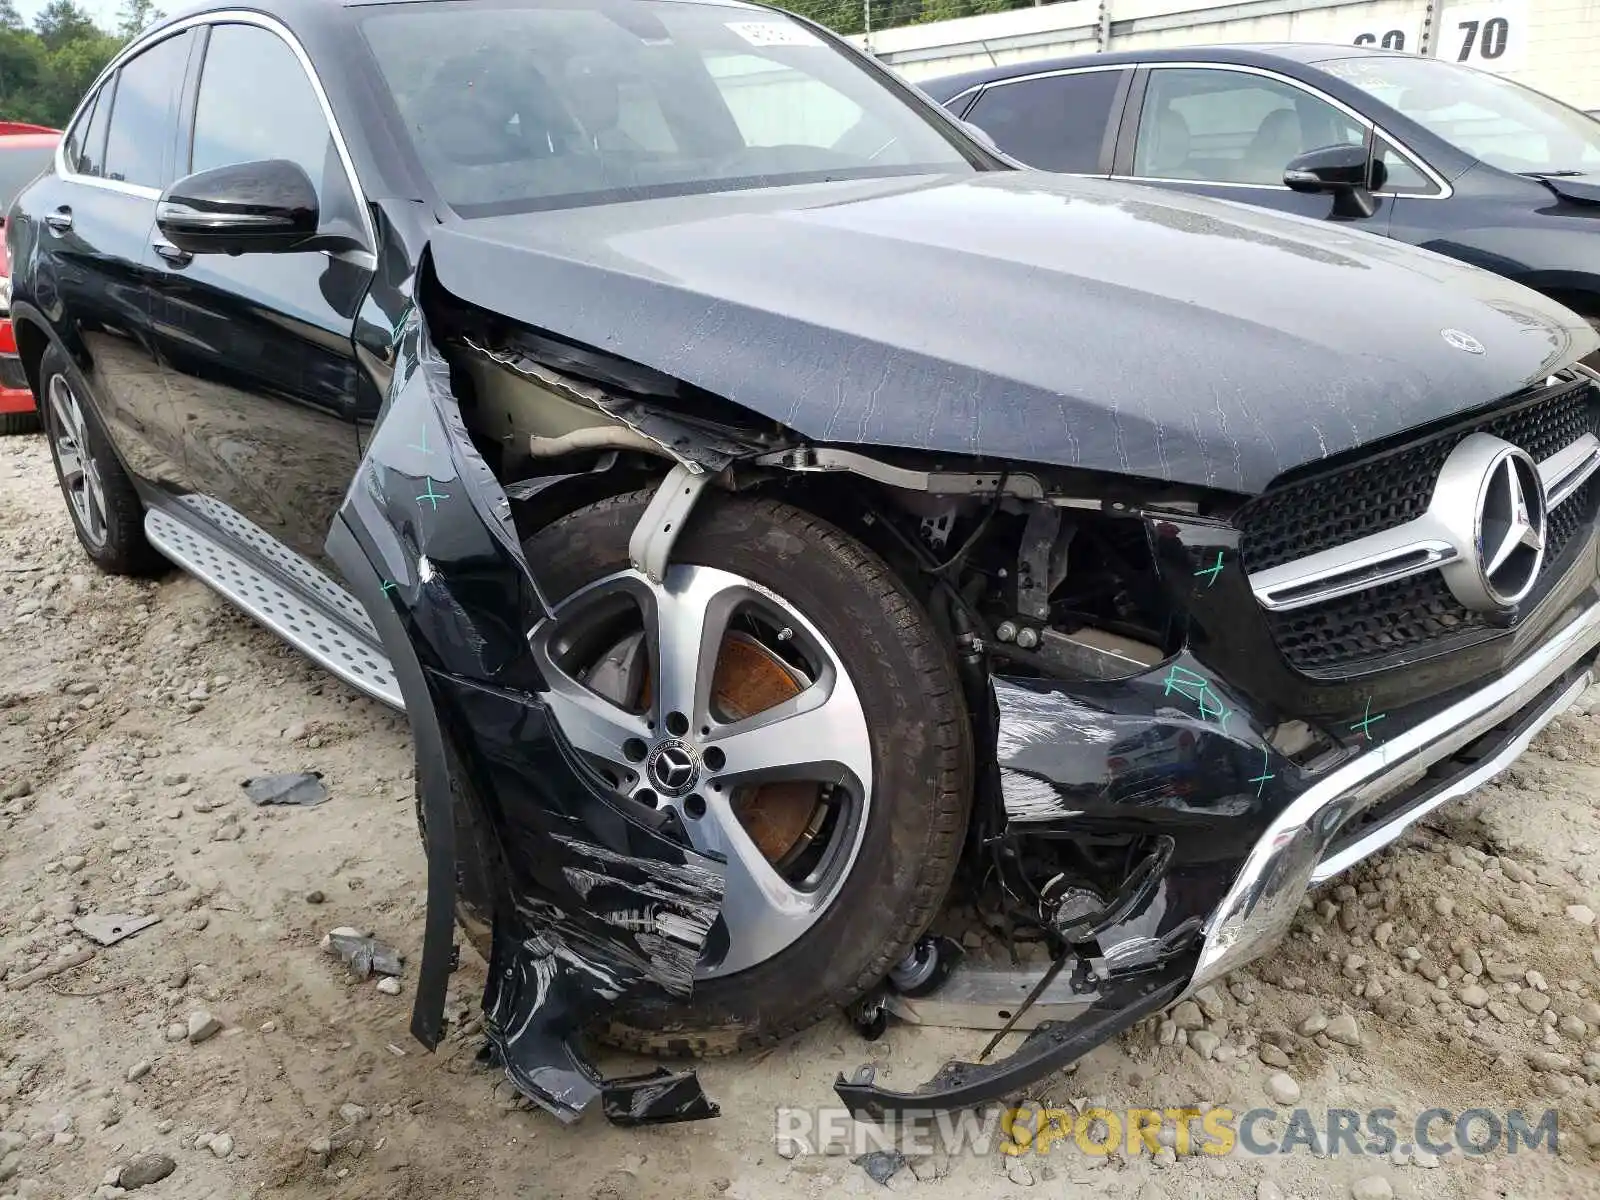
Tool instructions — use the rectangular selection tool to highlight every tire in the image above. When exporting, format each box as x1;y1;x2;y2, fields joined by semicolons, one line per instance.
0;409;40;435
38;345;163;576
424;489;973;1056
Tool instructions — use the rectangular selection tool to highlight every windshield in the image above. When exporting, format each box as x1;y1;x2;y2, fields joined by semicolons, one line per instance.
360;0;981;216
0;143;53;210
1320;54;1600;175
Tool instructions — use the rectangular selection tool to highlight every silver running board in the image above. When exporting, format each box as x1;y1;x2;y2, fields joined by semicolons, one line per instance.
145;507;404;710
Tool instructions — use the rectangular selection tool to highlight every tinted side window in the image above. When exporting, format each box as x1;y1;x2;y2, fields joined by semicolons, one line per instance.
190;22;355;224
103;31;193;188
64;84;108;177
1133;68;1365;185
963;72;1123;173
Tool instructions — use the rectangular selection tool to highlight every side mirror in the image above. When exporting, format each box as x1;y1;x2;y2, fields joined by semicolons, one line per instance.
156;159;319;255
1283;144;1386;220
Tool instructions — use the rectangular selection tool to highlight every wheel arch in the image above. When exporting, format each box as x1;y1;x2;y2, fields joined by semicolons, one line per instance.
11;312;50;404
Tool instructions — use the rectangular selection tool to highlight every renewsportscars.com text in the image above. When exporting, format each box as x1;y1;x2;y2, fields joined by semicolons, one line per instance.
774;1105;1561;1159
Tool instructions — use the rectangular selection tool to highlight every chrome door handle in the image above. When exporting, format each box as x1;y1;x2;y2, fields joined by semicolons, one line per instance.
44;208;72;232
152;240;192;265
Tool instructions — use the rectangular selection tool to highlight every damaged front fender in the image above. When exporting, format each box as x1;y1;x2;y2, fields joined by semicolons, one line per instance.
327;304;725;1124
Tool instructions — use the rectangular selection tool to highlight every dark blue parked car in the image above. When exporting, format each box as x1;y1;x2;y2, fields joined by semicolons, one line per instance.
924;44;1600;324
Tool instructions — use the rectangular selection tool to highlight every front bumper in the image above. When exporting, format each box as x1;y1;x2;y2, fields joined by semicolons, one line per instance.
837;596;1600;1118
1194;597;1600;988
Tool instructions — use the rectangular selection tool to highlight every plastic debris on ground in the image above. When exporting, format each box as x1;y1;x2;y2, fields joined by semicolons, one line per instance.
852;1149;906;1186
321;926;404;978
242;771;328;806
73;912;161;946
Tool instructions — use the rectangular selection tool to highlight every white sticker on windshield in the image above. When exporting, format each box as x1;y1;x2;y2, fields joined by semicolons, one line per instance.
726;21;822;47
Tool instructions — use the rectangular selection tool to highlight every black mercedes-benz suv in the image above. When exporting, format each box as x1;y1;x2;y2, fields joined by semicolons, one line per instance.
8;0;1600;1127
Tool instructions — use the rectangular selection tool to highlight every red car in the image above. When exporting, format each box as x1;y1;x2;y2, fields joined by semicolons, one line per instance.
0;121;58;434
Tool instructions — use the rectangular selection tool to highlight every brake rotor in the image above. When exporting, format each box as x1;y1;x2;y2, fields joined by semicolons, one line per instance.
711;633;825;867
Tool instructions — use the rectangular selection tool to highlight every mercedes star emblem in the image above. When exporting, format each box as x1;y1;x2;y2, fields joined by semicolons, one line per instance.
1435;434;1548;612
646;740;700;797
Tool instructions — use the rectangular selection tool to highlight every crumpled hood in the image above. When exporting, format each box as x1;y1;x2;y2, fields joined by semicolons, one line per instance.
428;171;1597;494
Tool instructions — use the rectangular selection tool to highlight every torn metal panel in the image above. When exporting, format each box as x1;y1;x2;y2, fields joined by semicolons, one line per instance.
460;336;759;474
330;300;725;1125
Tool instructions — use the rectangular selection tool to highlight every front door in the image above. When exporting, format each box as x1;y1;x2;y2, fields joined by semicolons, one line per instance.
1117;66;1393;234
146;19;374;569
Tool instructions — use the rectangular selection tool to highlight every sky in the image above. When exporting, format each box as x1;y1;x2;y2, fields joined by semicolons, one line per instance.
15;0;128;33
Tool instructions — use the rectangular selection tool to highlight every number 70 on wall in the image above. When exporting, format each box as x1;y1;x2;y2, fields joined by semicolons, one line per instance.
1346;2;1527;72
1437;2;1526;70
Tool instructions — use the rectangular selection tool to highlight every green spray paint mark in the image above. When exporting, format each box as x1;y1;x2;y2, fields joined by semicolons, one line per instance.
1248;746;1275;798
1194;551;1225;588
408;423;436;459
416;479;450;511
1161;664;1232;729
1350;697;1387;742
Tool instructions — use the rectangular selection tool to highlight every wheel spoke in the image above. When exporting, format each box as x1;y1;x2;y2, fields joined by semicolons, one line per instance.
82;464;108;540
705;677;872;795
56;440;84;487
645;567;745;733
686;790;821;976
528;614;653;780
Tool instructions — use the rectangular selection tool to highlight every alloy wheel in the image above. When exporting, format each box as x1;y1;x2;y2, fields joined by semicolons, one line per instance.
528;564;874;978
48;374;109;548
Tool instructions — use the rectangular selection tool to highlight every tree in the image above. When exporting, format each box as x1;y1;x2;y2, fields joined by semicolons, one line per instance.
115;0;164;39
34;1;101;52
0;2;120;128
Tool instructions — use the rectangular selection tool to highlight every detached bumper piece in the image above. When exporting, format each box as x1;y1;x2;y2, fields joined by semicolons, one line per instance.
602;1069;721;1126
834;958;1191;1121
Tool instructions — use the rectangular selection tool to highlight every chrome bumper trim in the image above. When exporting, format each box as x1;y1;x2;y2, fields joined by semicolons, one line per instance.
1311;670;1589;883
1192;600;1600;989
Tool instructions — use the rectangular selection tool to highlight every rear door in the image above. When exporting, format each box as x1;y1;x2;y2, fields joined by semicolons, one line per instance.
25;29;196;486
1115;64;1392;232
951;67;1130;176
146;18;375;569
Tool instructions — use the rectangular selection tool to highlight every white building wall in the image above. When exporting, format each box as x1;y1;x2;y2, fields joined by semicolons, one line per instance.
848;0;1600;110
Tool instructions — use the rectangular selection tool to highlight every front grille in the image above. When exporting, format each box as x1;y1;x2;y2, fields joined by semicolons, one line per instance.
1240;375;1600;676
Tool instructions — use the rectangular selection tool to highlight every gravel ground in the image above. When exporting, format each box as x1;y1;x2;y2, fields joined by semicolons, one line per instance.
3;430;1600;1200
